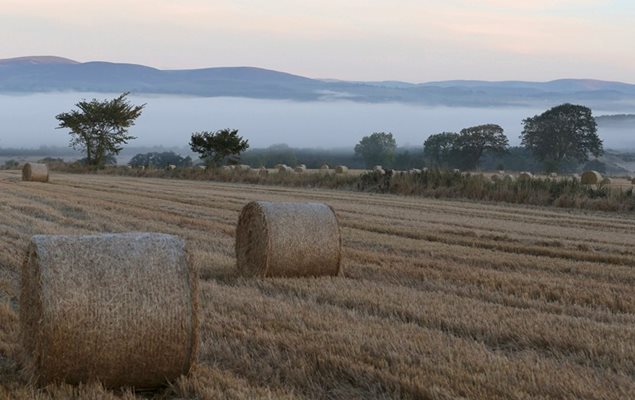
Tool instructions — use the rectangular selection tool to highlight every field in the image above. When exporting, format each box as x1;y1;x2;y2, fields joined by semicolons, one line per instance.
0;171;634;399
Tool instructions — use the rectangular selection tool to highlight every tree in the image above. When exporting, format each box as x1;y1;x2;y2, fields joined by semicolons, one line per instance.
423;132;460;167
55;93;144;168
189;129;249;166
521;104;603;172
455;124;508;170
129;152;193;168
354;132;397;168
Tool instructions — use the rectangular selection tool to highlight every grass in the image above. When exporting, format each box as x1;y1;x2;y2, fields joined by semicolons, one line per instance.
0;171;634;398
53;165;635;212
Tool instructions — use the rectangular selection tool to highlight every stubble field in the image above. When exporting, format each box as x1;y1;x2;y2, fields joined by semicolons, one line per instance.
0;171;633;399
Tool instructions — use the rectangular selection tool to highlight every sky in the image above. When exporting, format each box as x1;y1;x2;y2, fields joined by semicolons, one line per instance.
1;0;634;82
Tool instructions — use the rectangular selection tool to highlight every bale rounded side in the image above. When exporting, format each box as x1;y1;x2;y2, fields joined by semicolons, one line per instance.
20;232;199;389
235;201;342;278
22;163;49;182
581;170;602;185
335;165;348;174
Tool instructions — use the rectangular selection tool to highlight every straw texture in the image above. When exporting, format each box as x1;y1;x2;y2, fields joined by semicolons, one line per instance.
335;165;348;174
20;232;199;389
235;201;342;278
22;163;49;182
581;170;602;184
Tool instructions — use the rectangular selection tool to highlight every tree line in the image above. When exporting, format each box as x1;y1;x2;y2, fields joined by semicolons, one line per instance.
55;93;603;173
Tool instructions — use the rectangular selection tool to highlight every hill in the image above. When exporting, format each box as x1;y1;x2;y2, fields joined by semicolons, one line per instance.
1;56;635;108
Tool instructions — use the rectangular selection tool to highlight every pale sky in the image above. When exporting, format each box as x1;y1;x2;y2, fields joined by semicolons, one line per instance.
1;0;634;82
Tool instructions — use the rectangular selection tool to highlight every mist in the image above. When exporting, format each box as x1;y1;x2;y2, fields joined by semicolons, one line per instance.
0;92;633;150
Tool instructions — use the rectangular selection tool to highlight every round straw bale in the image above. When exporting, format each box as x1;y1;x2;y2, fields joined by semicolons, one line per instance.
581;170;602;184
20;232;198;389
320;163;330;170
373;165;385;175
409;168;421;174
278;165;293;173
294;165;307;173
167;164;176;170
518;171;533;181
490;174;501;182
22;163;49;182
221;165;232;172
453;169;461;173
335;165;348;174
422;167;429;172
236;202;341;277
601;177;612;185
550;172;558;178
503;174;516;182
236;164;251;171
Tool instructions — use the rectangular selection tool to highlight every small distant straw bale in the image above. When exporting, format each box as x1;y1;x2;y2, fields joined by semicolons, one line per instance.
490;174;501;182
373;165;385;175
236;201;341;277
20;232;198;389
22;163;49;182
294;165;307;173
278;165;293;173
453;169;461;173
167;164;176;170
236;164;251;171
320;164;330;170
550;172;558;178
335;165;348;174
601;177;612;185
518;172;534;181
409;168;421;174
259;167;269;176
221;165;233;172
581;170;602;184
503;174;516;182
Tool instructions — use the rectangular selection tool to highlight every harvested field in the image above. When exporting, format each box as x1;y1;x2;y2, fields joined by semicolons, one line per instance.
0;170;634;399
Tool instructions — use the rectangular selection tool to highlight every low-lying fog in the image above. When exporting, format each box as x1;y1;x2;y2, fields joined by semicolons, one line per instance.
1;92;633;150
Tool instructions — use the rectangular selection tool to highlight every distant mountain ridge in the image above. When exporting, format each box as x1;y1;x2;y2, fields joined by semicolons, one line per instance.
1;56;635;108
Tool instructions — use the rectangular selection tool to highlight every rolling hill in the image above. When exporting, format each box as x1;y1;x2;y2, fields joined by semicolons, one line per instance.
1;56;635;108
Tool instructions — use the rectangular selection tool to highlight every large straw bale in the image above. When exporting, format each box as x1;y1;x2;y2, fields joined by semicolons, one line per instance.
22;163;49;182
581;170;602;184
20;232;199;389
335;165;348;174
236;201;341;277
278;165;293;174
